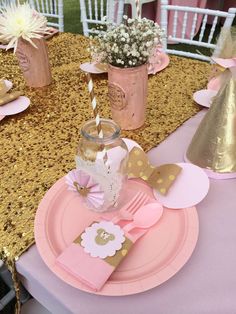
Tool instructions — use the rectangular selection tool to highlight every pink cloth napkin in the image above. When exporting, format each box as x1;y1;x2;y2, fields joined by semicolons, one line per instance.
57;243;114;291
56;221;146;291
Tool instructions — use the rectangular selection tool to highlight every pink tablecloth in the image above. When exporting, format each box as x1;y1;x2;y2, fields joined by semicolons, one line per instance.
16;110;236;314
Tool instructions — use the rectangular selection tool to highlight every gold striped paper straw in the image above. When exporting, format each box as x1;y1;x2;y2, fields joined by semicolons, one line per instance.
135;0;141;18
85;73;103;138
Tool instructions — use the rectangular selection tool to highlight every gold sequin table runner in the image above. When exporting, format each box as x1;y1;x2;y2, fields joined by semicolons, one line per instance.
0;33;210;308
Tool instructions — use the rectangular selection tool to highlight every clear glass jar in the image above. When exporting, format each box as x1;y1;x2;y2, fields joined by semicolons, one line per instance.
75;119;128;212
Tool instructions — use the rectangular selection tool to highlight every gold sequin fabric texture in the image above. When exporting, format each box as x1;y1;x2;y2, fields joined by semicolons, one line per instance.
0;33;210;270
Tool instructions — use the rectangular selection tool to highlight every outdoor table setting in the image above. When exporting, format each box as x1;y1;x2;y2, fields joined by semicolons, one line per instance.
0;2;236;314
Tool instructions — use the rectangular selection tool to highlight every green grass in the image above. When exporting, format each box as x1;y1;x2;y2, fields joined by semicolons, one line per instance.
64;0;82;33
63;0;105;34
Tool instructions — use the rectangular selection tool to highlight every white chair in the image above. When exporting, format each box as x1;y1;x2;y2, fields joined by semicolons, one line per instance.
0;260;29;311
0;0;17;10
160;0;236;61
79;0;125;36
124;0;156;18
29;0;64;31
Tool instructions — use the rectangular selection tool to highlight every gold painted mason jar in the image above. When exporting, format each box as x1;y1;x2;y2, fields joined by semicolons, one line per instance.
76;119;128;212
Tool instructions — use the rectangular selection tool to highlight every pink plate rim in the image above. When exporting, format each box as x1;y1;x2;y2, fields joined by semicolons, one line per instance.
0;96;30;116
148;52;170;75
0;80;12;120
193;89;218;108
34;177;199;296
207;76;221;91
80;62;108;74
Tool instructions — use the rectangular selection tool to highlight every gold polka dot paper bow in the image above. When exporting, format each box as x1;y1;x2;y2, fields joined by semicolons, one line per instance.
0;79;22;106
126;147;182;195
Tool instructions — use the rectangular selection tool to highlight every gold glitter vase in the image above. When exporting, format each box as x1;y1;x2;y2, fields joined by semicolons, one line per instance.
16;38;52;88
108;64;148;130
75;119;129;212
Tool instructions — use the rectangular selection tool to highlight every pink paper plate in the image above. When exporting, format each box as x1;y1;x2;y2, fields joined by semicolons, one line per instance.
44;27;59;40
80;62;108;74
207;76;222;91
212;57;236;68
148;52;170;75
0;80;13;120
193;89;218;108
0;96;30;116
153;163;209;209
0;44;7;50
35;177;199;296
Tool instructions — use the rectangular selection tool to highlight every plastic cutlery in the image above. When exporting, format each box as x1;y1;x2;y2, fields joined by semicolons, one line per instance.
101;191;150;224
127;228;147;243
123;202;163;233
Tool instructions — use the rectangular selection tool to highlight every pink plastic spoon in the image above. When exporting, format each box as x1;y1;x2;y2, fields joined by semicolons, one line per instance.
123;202;163;233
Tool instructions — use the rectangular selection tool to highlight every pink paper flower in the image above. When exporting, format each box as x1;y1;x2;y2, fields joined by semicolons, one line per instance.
65;169;104;209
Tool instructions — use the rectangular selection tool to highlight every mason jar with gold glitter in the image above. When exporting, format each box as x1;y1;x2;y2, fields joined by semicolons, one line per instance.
75;119;129;212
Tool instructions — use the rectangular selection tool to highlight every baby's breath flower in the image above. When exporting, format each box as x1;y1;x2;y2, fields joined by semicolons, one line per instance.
89;16;163;68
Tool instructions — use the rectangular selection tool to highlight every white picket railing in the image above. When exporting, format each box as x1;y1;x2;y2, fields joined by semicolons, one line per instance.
29;0;64;31
80;0;125;36
161;0;236;61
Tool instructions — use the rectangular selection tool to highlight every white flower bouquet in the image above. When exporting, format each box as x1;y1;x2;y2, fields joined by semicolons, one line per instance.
0;3;52;87
0;3;49;52
90;16;163;68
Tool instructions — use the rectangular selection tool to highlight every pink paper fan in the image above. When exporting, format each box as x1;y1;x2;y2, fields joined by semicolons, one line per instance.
65;169;105;209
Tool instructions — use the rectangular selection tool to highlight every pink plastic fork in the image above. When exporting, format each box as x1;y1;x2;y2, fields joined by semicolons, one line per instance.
111;191;150;224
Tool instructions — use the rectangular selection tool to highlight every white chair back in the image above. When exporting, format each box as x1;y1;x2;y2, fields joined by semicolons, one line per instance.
80;0;125;36
0;0;16;10
161;0;236;61
124;0;156;18
29;0;64;31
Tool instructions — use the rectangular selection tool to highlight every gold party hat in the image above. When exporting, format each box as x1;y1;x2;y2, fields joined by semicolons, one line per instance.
186;74;236;173
214;27;236;59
